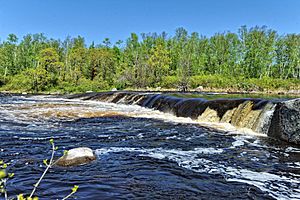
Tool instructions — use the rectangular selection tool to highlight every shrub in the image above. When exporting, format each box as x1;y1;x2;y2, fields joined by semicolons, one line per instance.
3;73;33;92
56;78;109;93
160;76;178;88
190;75;235;89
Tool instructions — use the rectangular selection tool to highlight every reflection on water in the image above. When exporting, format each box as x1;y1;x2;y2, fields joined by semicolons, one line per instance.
0;95;300;199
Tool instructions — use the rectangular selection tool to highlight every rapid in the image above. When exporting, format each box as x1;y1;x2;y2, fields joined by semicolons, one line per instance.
0;94;300;199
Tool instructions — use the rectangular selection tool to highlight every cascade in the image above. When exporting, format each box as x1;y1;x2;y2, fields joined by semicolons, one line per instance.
67;92;300;144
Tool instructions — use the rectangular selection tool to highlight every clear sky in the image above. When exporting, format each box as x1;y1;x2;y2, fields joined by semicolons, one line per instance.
0;0;299;44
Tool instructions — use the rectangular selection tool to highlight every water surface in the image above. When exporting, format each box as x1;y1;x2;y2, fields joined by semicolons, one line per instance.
168;92;300;101
0;95;300;199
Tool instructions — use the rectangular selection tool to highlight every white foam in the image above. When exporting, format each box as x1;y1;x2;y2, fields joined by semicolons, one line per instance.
229;135;256;149
0;95;269;139
226;167;300;199
96;146;300;200
285;147;300;153
95;147;223;157
2;95;299;199
166;135;178;140
96;147;222;174
231;140;245;147
17;135;77;141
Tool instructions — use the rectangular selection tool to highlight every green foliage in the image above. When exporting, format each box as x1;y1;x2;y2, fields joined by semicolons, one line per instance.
147;42;171;86
62;185;79;200
1;159;14;200
191;75;235;88
2;71;33;92
17;193;39;200
189;75;300;91
1;140;79;200
0;26;299;93
56;77;109;93
161;76;178;88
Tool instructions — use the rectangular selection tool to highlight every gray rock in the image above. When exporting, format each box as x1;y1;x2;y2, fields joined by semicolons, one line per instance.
195;86;204;91
55;147;96;167
268;98;300;144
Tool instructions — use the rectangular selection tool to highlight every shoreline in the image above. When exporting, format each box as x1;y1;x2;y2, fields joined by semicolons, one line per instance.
2;88;300;98
0;90;300;100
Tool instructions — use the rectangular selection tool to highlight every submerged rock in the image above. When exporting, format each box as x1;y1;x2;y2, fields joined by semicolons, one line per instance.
268;98;300;144
55;147;96;167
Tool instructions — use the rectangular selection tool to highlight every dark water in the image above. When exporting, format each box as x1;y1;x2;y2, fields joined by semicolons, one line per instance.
0;95;300;200
169;92;300;101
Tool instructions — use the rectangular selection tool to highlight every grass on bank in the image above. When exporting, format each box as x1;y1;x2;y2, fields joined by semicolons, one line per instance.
162;75;300;92
1;74;300;94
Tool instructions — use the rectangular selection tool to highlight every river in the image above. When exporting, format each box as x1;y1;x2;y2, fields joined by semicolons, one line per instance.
0;94;300;199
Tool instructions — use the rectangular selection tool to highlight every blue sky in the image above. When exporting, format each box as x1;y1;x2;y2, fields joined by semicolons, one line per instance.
0;0;299;44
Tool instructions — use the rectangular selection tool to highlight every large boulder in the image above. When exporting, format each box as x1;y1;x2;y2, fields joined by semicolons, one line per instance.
268;98;300;144
55;147;96;167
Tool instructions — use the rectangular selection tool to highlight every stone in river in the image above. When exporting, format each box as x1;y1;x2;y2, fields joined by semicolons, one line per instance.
55;147;96;167
268;98;300;144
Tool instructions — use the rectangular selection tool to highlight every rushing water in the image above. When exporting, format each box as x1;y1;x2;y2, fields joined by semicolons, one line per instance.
1;95;300;200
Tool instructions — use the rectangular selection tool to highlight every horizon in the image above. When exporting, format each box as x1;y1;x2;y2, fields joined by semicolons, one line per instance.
0;0;299;44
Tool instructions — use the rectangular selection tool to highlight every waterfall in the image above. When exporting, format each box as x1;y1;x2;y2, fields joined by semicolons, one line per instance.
67;92;300;144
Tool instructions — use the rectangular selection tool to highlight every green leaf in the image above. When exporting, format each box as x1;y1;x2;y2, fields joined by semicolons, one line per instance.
0;170;6;179
49;139;54;145
8;173;14;178
17;193;24;200
72;185;79;193
43;159;48;166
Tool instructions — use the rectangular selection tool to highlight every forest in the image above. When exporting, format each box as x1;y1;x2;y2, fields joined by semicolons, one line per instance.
0;26;299;93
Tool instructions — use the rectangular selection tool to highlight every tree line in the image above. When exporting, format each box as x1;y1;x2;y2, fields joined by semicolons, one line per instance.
0;26;299;92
